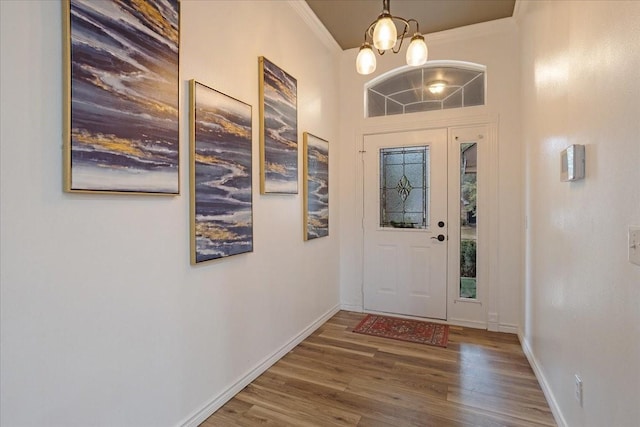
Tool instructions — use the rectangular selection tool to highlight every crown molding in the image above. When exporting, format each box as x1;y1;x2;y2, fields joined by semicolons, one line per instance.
512;0;528;21
286;0;343;54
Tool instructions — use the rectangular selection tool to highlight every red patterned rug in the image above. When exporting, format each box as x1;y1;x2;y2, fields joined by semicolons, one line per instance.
352;314;449;347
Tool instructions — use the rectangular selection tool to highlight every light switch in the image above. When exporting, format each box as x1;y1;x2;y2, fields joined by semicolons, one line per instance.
630;226;640;266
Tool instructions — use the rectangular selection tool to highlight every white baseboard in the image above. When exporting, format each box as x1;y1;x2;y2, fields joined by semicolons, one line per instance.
178;303;341;427
498;323;518;334
340;303;363;313
487;312;499;332
448;317;487;330
518;331;568;427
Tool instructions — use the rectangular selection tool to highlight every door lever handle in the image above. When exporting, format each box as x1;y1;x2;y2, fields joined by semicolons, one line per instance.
431;234;446;242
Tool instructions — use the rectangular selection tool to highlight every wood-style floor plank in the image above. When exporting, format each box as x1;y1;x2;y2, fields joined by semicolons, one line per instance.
201;311;556;426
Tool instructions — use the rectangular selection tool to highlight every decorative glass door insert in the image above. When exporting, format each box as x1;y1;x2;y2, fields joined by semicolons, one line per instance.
379;146;429;229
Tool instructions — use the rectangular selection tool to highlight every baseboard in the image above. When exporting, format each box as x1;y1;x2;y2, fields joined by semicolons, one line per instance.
518;331;568;427
340;303;363;313
487;312;499;332
178;303;341;427
498;323;518;334
448;317;486;330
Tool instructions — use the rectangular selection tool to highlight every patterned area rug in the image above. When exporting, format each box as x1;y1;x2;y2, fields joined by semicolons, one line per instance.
352;314;449;347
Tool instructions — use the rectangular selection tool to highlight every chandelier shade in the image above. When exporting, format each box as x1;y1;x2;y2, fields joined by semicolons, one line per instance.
356;0;428;75
356;43;377;75
406;34;428;66
372;16;397;50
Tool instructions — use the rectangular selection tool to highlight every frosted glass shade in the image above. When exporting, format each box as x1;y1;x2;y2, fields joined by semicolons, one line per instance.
356;44;377;75
372;16;397;50
406;34;428;66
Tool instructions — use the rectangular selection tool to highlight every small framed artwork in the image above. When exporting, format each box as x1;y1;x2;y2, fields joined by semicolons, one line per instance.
189;80;253;264
258;56;298;194
63;0;180;194
303;132;329;240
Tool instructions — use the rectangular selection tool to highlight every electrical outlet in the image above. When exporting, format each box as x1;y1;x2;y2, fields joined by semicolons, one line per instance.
630;226;640;266
574;374;583;407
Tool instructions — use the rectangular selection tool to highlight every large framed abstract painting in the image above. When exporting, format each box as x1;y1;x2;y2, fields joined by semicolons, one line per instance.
303;132;329;241
63;0;180;194
189;80;253;264
258;56;298;194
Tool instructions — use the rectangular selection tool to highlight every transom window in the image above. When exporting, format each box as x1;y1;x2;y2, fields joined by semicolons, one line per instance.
366;62;486;118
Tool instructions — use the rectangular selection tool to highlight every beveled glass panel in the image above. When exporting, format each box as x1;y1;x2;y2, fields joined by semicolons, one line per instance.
403;190;422;215
384;164;402;190
383;152;404;165
403;150;425;164
380;146;429;229
384;188;403;212
386;212;404;225
402;212;424;226
404;164;424;188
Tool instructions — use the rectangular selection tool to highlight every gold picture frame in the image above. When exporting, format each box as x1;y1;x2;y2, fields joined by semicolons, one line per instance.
189;80;254;264
258;56;298;194
63;0;180;195
303;132;329;240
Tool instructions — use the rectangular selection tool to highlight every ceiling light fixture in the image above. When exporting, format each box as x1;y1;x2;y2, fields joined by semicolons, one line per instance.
356;0;428;75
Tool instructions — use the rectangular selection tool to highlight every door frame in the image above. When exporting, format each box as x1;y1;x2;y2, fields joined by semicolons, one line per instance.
356;113;499;329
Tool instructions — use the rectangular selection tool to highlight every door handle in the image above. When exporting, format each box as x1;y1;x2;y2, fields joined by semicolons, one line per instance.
431;234;446;242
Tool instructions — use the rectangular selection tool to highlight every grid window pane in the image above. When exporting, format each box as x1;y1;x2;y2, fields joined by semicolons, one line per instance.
367;66;485;118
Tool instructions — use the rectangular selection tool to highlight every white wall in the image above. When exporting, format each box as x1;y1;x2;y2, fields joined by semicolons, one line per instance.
338;19;523;331
518;1;640;425
0;1;340;426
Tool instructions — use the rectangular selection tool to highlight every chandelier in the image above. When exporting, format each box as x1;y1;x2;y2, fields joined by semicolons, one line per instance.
356;0;428;75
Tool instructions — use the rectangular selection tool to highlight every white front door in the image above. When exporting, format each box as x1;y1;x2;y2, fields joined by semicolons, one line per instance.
363;129;448;319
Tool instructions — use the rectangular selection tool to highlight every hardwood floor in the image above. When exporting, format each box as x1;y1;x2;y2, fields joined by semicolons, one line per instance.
201;311;556;426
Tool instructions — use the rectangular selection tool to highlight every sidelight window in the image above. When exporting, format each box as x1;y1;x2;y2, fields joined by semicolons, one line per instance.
459;143;477;299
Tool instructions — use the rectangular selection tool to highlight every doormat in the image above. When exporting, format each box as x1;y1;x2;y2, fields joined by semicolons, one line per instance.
352;314;449;347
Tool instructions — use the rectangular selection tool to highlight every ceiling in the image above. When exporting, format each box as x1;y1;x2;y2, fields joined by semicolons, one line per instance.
305;0;516;50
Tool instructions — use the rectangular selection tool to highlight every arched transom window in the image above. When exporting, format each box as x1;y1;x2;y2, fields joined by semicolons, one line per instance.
366;61;486;118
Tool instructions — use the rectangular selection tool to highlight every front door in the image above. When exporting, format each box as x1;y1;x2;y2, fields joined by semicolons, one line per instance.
362;129;448;319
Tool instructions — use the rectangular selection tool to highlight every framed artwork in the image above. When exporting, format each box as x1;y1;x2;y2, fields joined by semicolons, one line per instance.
189;80;253;264
303;132;329;240
258;56;298;194
63;0;180;194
